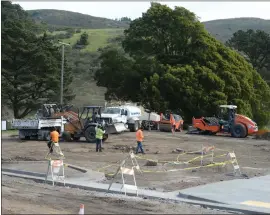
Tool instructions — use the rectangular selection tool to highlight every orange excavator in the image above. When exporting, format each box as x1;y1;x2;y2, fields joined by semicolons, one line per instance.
188;105;258;138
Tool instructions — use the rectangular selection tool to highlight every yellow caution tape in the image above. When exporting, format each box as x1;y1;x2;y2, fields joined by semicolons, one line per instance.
100;160;232;175
97;149;230;174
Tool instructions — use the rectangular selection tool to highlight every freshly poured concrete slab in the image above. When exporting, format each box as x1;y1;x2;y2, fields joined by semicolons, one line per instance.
179;175;270;211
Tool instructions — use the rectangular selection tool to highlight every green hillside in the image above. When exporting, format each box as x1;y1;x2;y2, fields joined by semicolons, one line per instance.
204;18;270;42
26;9;270;111
28;10;270;43
63;28;123;52
27;9;129;29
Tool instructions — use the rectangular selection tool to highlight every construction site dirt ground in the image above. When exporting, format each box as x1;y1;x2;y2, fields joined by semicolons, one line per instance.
2;175;231;214
2;131;270;192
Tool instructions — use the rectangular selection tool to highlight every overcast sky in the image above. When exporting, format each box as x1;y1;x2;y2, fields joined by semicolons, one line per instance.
14;1;270;22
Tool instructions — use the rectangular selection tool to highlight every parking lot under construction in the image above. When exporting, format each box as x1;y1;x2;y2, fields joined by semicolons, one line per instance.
2;130;270;214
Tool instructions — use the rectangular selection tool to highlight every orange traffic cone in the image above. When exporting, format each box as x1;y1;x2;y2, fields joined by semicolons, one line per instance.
79;204;84;215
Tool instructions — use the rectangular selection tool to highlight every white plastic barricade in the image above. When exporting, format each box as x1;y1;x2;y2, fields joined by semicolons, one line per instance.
120;166;138;196
45;159;65;186
201;144;215;165
228;152;241;176
107;150;141;195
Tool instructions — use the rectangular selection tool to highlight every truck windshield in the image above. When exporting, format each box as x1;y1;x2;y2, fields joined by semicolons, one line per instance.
103;108;121;114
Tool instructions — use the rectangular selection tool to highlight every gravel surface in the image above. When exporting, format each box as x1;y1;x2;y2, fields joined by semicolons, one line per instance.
2;131;269;214
2;131;270;191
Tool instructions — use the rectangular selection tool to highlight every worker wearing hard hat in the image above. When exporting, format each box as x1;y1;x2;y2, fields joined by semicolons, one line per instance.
136;126;145;154
95;125;105;152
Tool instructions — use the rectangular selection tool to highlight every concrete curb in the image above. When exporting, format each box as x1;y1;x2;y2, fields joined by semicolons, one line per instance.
178;192;225;204
2;169;269;214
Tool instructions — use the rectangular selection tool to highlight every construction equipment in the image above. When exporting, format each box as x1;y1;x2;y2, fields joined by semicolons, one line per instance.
53;105;114;143
158;112;184;132
100;104;142;133
12;104;115;143
141;109;160;130
188;105;258;138
12;104;67;140
141;111;184;132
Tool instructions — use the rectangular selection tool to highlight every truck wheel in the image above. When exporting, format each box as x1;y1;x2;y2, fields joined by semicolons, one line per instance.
232;124;247;138
102;134;108;142
62;131;72;142
85;126;96;143
130;121;139;132
73;137;81;141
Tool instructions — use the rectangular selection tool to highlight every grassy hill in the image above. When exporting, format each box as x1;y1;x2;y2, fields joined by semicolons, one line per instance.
4;9;266;119
62;28;124;52
28;10;270;108
28;10;270;43
204;17;270;42
27;9;129;29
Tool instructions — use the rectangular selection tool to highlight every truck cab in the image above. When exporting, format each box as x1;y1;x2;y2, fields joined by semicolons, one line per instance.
101;105;141;132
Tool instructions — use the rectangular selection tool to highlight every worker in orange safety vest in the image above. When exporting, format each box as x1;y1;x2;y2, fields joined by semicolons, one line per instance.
170;113;176;135
135;126;145;154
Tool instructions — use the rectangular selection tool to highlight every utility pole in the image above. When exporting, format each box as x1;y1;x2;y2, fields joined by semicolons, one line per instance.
58;41;70;105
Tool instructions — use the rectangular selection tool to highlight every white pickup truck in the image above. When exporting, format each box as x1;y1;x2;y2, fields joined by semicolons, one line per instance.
100;105;160;133
12;116;67;140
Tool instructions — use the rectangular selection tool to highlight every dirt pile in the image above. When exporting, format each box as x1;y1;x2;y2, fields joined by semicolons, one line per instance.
112;145;136;152
254;130;270;140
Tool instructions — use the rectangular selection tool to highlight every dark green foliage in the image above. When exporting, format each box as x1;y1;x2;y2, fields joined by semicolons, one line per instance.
76;32;89;46
27;9;129;29
226;29;270;85
95;2;270;126
1;2;74;118
116;17;132;23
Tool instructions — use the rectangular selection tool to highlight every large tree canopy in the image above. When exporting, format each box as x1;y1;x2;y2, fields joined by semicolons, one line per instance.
1;2;74;118
95;2;270;126
226;29;270;85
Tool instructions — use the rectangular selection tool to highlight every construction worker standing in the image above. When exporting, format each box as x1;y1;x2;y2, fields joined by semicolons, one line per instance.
46;127;64;158
170;113;176;135
136;126;145;154
95;125;105;152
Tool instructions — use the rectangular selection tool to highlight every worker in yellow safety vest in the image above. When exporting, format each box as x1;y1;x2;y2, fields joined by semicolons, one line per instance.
95;125;105;152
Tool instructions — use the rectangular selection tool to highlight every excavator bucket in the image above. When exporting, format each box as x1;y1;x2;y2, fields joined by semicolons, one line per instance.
105;123;128;134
